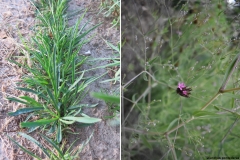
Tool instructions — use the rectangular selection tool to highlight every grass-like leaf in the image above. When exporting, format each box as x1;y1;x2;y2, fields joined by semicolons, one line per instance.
21;118;58;128
103;39;120;52
19;96;42;107
18;132;50;158
62;116;101;123
68;103;98;110
16;87;39;95
8;107;44;116
57;121;62;143
91;92;120;103
40;134;64;158
220;54;240;91
8;136;41;160
68;71;84;91
193;111;219;117
7;97;28;105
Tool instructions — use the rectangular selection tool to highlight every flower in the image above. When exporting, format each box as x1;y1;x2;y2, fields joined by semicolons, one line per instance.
178;82;186;90
176;82;192;98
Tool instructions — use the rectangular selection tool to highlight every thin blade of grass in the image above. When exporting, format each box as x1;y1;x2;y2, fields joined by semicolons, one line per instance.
8;136;41;160
75;23;102;45
62;116;101;123
16;87;39;95
83;74;106;87
27;126;39;133
103;39;119;52
68;103;98;110
59;118;75;124
8;107;44;116
73;131;93;156
40;134;64;158
19;96;42;107
57;121;62;143
220;54;240;91
91;92;120;103
7;97;28;105
21;118;58;128
68;71;84;91
46;88;57;109
18;132;50;158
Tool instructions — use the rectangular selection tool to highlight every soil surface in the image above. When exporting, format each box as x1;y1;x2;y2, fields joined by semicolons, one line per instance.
0;0;120;160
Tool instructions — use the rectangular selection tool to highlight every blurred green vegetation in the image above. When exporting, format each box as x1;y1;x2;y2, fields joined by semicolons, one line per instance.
122;0;240;159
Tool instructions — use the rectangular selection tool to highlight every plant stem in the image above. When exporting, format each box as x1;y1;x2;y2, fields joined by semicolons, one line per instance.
166;93;220;135
220;53;240;90
221;87;240;93
166;116;195;135
166;134;177;160
200;93;220;110
218;118;239;156
166;87;240;136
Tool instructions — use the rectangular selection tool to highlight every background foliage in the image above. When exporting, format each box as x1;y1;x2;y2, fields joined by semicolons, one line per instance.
122;0;240;159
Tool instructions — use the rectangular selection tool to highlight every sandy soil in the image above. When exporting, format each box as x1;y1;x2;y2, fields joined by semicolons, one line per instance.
0;0;120;159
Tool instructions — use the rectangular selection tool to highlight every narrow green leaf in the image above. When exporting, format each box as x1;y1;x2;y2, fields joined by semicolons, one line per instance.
40;134;64;158
21;118;58;128
59;118;75;124
46;88;57;108
27;126;39;133
72;108;82;117
81;113;90;118
74;132;93;156
8;136;41;160
88;57;120;61
166;118;178;131
66;8;84;19
62;116;101;124
100;77;119;83
68;103;98;110
7;97;28;105
19;96;42;107
17;87;48;100
220;54;240;90
84;74;105;86
193;111;218;117
91;92;120;103
218;107;240;116
18;132;50;158
8;107;44;116
57;121;62;143
148;56;159;65
141;135;152;150
24;113;34;122
103;39;119;52
76;23;101;44
48;122;57;134
69;71;84;91
16;87;39;95
214;106;220;111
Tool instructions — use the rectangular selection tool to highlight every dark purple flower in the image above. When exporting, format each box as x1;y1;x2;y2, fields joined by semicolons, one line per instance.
176;82;192;98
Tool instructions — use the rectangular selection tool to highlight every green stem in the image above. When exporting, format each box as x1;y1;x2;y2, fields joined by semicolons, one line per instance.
221;87;240;93
220;54;240;90
166;89;240;136
200;93;220;110
166;116;195;135
166;134;177;160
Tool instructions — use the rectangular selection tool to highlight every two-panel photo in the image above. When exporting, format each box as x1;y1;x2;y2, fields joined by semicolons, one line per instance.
0;0;240;159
